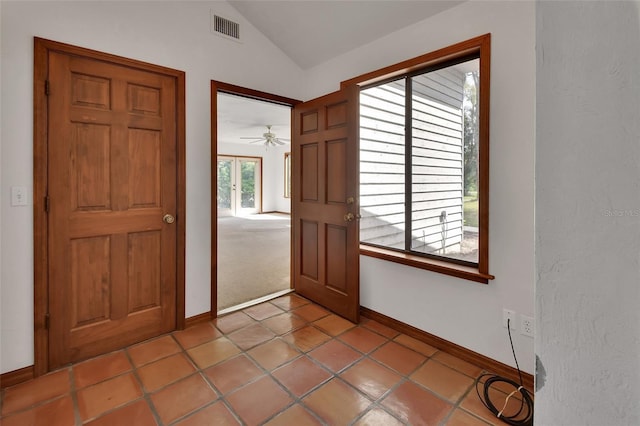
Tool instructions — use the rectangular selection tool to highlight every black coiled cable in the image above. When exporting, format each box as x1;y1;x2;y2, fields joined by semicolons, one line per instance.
475;319;534;425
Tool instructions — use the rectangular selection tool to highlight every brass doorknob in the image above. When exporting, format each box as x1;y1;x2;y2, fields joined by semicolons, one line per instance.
163;214;175;224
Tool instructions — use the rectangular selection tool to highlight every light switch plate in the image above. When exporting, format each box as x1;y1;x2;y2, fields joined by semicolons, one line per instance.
11;186;28;206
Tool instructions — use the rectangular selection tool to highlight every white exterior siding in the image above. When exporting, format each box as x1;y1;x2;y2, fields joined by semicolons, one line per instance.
360;67;465;255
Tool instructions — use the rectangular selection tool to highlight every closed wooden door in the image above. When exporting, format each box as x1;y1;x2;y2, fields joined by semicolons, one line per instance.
45;47;181;368
292;86;360;322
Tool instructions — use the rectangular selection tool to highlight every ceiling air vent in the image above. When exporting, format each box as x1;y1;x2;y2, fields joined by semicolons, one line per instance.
211;13;241;42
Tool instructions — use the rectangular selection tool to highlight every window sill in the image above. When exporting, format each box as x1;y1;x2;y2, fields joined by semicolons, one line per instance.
360;245;495;284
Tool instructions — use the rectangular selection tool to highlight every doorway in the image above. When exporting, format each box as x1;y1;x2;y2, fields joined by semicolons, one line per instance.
211;82;300;314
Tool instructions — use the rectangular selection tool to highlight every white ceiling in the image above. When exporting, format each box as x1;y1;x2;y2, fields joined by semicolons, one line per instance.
217;93;291;146
219;0;465;147
228;0;465;70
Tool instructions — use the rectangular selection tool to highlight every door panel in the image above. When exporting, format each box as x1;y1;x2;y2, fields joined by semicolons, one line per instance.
293;87;360;322
301;220;319;280
128;231;162;312
326;225;347;295
301;144;319;201
129;129;161;207
72;124;111;210
327;140;347;203
70;236;110;327
47;50;178;368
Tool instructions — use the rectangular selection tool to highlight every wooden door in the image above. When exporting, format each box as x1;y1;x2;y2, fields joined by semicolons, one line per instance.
292;86;360;322
45;48;181;368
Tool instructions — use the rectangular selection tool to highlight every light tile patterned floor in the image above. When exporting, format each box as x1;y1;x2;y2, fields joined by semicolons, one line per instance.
0;294;528;425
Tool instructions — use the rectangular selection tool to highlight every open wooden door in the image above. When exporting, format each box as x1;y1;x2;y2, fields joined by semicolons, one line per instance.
292;86;360;322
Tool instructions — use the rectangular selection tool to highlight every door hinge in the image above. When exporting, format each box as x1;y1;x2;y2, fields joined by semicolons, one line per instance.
44;313;50;330
44;195;50;213
44;80;50;96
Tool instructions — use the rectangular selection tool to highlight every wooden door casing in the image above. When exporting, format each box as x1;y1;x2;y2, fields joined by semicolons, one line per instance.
292;86;360;322
34;38;186;373
210;81;301;319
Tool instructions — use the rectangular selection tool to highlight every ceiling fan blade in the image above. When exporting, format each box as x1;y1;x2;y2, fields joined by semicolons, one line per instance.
240;137;263;140
274;139;286;145
249;139;266;144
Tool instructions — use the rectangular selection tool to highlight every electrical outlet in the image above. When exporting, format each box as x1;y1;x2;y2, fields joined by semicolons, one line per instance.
521;315;534;337
503;309;516;329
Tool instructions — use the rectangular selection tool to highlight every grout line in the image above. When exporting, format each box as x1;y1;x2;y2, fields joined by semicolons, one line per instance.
67;366;83;426
123;346;165;426
298;398;330;426
176;329;246;426
444;378;490;426
209;300;349;424
0;369;76;422
6;294;499;425
162;371;220;426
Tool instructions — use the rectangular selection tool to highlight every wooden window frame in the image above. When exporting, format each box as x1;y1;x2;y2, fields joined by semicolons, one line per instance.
342;34;494;284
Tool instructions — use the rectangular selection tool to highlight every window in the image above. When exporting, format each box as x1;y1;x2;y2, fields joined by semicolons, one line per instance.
284;152;291;198
356;35;492;282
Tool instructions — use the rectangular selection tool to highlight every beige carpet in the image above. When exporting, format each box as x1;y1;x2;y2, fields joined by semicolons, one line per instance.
217;213;291;311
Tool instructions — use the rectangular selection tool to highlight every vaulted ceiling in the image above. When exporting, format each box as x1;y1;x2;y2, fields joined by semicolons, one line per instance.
228;0;464;69
219;0;465;146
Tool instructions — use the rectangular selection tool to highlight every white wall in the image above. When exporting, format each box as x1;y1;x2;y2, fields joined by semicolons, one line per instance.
535;1;640;424
269;147;292;214
217;142;290;213
307;0;536;373
1;0;537;377
0;0;304;374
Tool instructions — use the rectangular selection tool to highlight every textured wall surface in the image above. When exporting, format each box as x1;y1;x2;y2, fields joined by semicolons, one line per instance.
535;1;640;424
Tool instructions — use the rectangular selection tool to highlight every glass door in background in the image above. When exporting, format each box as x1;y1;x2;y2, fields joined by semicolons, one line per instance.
217;156;261;217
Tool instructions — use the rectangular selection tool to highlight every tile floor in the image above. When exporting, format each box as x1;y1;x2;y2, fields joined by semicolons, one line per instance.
0;294;530;425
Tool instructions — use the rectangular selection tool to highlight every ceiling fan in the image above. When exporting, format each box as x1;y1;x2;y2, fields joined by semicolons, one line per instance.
241;125;290;147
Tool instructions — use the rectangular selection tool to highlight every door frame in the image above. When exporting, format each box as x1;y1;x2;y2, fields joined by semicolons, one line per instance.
33;37;186;376
210;81;300;317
